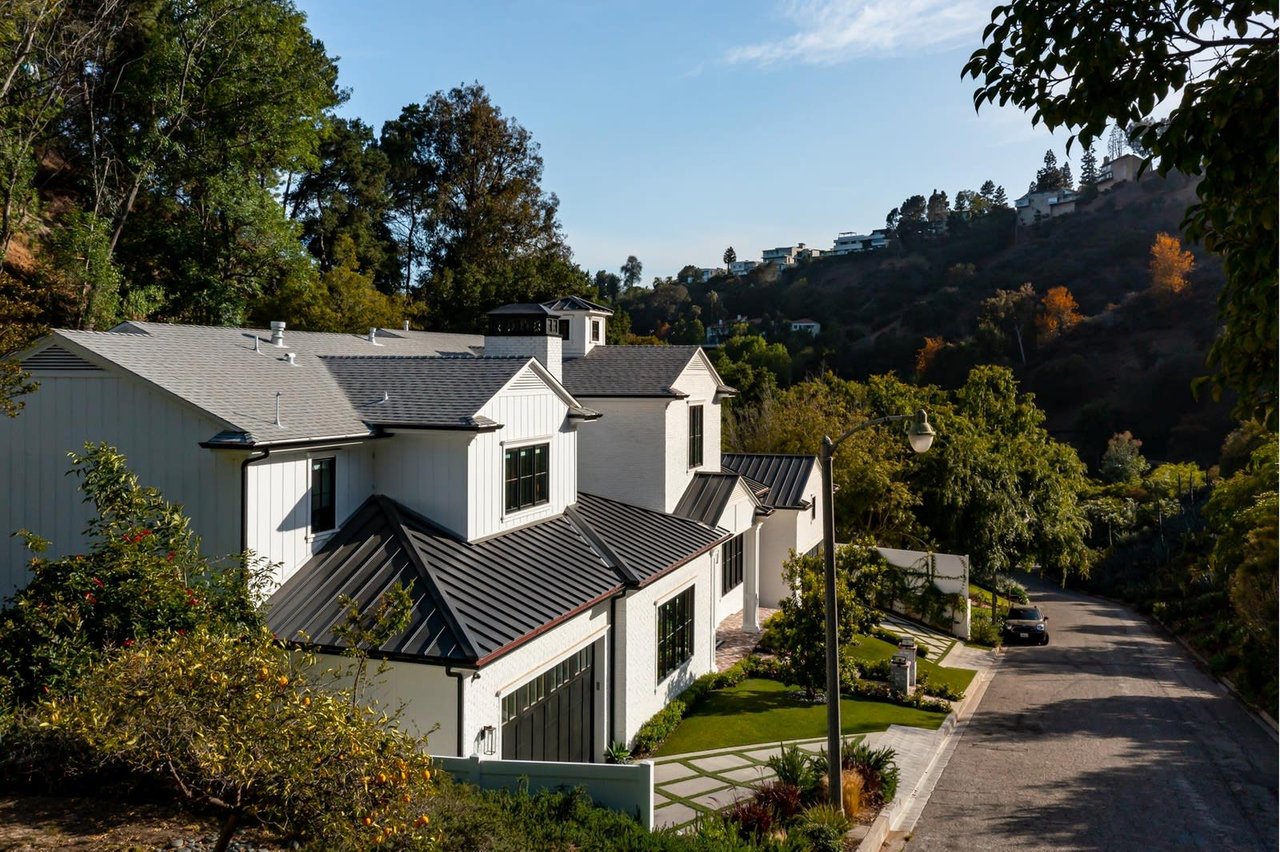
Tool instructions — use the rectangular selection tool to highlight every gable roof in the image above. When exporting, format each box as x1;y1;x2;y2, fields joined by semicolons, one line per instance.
721;453;818;510
37;323;483;446
323;356;528;430
267;492;728;666
674;473;746;526
542;296;613;315
559;345;734;398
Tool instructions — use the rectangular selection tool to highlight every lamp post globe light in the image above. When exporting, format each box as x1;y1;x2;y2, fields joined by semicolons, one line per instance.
819;409;934;808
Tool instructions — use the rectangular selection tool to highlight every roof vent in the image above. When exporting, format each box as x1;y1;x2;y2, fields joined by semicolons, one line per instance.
270;321;286;347
285;352;296;365
368;327;381;345
403;320;410;332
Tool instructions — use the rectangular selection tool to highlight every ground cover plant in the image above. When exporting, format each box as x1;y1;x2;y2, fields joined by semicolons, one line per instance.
841;635;975;697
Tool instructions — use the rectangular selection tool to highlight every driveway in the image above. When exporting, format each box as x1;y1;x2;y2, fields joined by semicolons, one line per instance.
905;578;1278;850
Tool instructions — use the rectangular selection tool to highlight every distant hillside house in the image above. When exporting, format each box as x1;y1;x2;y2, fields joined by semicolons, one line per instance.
685;267;726;284
789;319;821;337
5;295;822;764
830;229;889;255
728;260;758;276
1014;188;1081;226
762;245;800;268
1096;153;1145;192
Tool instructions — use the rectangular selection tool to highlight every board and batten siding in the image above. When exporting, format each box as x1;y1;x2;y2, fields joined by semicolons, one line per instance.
469;365;579;540
244;444;374;590
575;398;670;513
0;370;241;599
373;431;472;539
664;357;724;513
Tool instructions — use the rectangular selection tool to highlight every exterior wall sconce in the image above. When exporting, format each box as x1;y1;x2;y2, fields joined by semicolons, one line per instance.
479;725;497;755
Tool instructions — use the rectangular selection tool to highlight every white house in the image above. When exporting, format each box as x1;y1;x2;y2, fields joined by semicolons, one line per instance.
830;229;889;255
762;246;799;268
789;319;821;337
727;260;758;276
1015;189;1080;225
1096;153;1145;192
2;295;818;763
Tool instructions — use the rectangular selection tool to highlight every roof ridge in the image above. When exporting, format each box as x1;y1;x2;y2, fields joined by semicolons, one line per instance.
376;496;481;661
564;504;640;586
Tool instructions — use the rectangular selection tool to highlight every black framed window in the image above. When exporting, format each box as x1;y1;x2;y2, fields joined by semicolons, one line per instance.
504;443;549;513
722;534;744;594
310;457;336;533
688;405;704;467
591;320;601;342
558;318;570;340
657;587;695;681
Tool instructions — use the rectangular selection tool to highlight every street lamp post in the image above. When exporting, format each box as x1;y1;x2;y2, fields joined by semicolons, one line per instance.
819;409;935;808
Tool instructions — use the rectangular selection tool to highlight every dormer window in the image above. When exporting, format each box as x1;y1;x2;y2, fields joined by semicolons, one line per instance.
505;443;549;513
558;319;570;340
591;320;601;342
311;457;336;533
688;405;704;468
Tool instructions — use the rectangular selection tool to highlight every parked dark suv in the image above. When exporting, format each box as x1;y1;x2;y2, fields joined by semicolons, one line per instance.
1002;605;1049;645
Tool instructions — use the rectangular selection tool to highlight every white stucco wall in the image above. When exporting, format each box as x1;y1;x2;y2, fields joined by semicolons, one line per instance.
575;398;670;513
712;481;761;625
613;553;717;746
0;366;242;599
757;466;823;611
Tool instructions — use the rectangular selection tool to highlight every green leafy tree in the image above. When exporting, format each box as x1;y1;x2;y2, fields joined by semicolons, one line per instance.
0;443;267;704
593;269;621;303
723;246;737;268
287;117;400;292
1034;150;1067;192
991;185;1010;208
768;544;890;699
380;83;570;329
0;271;41;417
707;331;792;407
926;189;950;224
976;283;1038;365
620;255;643;291
1100;431;1149;482
1079;145;1100;188
964;0;1278;427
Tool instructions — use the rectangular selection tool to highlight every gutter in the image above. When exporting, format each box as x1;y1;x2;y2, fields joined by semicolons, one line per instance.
240;448;270;552
445;666;475;756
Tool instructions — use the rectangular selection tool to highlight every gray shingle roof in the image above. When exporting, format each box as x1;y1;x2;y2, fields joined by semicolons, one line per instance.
268;492;728;665
323;356;528;429
560;346;702;398
42;323;483;445
674;473;744;526
721;453;818;509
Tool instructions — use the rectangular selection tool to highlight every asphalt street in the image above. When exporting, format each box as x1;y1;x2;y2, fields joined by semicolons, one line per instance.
906;578;1278;851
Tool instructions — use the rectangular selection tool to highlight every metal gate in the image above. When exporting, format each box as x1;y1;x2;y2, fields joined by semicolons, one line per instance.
500;646;595;762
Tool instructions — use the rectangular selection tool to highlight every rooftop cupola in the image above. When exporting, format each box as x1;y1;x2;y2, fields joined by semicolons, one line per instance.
541;296;612;358
484;303;562;381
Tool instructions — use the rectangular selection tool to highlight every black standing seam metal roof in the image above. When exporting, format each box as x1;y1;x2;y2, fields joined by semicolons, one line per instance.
267;493;729;666
674;473;747;526
721;453;819;509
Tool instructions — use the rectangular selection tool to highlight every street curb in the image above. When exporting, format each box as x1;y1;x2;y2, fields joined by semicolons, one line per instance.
856;651;1000;852
1069;586;1278;739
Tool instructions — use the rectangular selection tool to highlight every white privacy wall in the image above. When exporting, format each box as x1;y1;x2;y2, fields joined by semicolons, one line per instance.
244;443;374;589
614;553;717;746
0;369;241;598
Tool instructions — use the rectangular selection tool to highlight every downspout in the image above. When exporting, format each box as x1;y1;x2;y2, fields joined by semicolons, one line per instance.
607;587;629;749
240;448;270;553
445;667;471;756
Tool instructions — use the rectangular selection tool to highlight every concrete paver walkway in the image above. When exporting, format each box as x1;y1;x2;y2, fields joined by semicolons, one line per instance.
651;642;999;831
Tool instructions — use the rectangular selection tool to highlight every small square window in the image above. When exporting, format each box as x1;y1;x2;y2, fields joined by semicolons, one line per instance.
504;443;550;513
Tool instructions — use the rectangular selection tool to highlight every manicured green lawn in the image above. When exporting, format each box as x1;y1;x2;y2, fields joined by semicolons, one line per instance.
845;635;977;695
653;678;945;757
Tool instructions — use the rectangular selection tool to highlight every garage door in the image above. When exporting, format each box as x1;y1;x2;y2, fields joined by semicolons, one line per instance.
501;646;595;762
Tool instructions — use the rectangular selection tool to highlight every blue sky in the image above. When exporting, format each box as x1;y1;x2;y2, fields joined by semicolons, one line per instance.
297;1;1070;280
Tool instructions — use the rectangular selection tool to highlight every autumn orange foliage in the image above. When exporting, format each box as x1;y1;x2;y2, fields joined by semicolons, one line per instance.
915;336;946;377
1037;286;1083;337
1149;232;1195;295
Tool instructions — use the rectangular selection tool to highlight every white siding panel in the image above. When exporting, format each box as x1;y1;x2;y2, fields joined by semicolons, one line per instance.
0;373;240;599
576;398;669;513
314;654;459;750
713;484;758;625
665;361;724;513
373;432;472;538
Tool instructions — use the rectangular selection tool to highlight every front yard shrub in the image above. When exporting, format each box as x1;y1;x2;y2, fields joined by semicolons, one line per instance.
765;744;822;804
631;700;686;755
794;804;851;852
723;797;776;843
969;608;1002;646
844;741;900;807
631;655;768;755
0;444;269;705
993;575;1031;604
5;626;440;849
752;780;806;824
915;672;965;702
